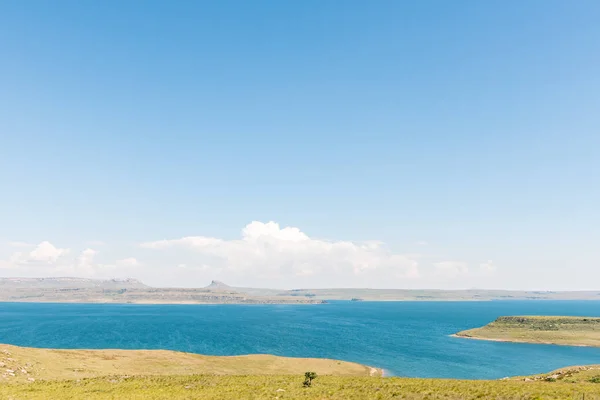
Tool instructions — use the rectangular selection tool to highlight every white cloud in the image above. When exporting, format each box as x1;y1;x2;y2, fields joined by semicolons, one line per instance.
141;236;222;250
296;268;315;277
9;252;26;264
415;241;429;246
141;221;420;287
21;241;69;264
78;248;97;268
0;223;500;289
434;261;468;277
1;244;52;267
54;248;99;276
479;260;496;273
116;257;141;267
0;244;134;279
52;251;140;278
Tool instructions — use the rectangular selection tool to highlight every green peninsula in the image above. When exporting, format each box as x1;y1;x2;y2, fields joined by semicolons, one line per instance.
455;316;600;347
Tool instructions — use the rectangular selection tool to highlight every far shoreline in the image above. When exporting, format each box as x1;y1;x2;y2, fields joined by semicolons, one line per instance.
0;300;327;306
4;278;600;303
5;298;600;306
450;333;595;348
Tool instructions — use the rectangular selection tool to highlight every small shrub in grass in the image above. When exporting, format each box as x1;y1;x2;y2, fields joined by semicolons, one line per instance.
589;376;600;383
303;372;317;387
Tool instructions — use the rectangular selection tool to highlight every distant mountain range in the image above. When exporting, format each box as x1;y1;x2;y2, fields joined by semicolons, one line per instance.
0;277;320;305
0;277;599;304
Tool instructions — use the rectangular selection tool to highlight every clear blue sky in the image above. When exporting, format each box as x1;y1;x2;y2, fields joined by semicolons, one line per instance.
0;0;598;289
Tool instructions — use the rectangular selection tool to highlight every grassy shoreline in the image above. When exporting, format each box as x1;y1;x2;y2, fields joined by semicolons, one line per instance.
451;333;596;347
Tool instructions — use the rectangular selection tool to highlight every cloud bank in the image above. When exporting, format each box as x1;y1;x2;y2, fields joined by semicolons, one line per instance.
140;221;420;287
0;221;495;288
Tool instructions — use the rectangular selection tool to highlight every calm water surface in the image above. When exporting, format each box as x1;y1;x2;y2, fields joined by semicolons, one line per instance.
1;301;599;379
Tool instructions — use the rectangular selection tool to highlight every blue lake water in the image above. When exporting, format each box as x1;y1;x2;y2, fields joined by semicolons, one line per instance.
1;301;600;379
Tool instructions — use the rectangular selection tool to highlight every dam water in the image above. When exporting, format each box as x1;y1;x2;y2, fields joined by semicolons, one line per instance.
1;300;600;379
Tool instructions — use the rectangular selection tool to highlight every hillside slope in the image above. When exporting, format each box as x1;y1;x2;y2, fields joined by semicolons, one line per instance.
0;344;379;383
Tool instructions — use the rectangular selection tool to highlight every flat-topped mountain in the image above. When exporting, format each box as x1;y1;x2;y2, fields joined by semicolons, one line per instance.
204;280;233;291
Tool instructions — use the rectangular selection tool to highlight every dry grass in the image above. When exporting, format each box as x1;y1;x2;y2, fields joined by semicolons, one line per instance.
0;344;378;383
2;374;600;399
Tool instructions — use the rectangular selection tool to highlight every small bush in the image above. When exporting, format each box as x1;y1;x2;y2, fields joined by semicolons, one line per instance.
303;372;317;387
589;376;600;383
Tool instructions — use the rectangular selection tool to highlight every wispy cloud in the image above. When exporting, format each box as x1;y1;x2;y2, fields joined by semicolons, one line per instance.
116;257;141;267
7;241;34;248
86;240;106;246
479;260;496;273
434;261;468;277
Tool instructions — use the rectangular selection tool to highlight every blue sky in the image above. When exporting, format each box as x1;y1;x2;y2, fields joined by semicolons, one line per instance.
1;1;598;289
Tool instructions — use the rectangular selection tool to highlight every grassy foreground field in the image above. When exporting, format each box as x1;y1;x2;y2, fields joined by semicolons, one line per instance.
2;371;600;399
455;316;600;347
1;344;600;399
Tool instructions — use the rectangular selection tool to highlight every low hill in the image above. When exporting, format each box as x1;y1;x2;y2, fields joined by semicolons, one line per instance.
454;316;600;347
0;344;379;383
